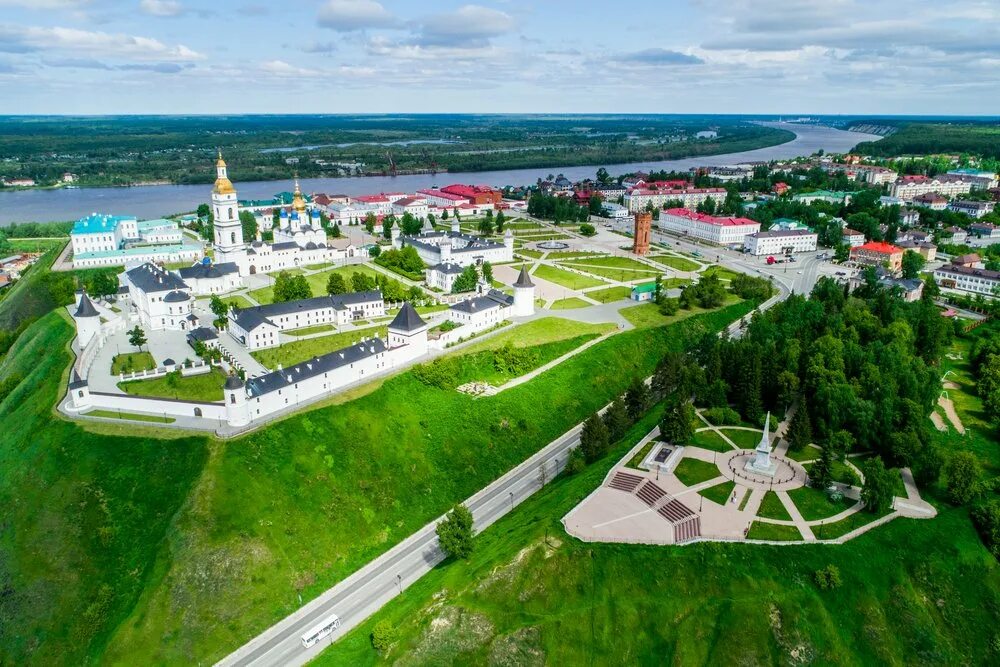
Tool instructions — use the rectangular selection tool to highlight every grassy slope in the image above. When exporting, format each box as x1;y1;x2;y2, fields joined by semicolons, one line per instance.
119;367;228;402
0;312;209;666
315;408;1000;666
101;302;754;663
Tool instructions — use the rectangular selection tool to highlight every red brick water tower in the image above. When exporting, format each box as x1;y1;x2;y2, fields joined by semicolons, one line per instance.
632;211;651;256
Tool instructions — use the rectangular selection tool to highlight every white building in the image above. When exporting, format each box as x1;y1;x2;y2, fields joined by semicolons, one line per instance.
948;200;995;219
743;229;818;256
842;228;866;247
391;196;429;222
208;154;359;276
856;166;898;185
416;188;467;209
122;262;199;332
71;213;200;268
425;262;465;292
658;208;760;246
968;223;1000;246
934;264;1000;296
446;291;514;336
327;201;380;225
946;169;998;190
890;175;975;200
624;187;726;213
175;259;242;295
228;290;385;350
71;291;102;348
396;222;513;267
600;202;631;219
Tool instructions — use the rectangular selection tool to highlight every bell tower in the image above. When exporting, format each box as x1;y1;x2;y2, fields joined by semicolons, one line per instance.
212;150;245;263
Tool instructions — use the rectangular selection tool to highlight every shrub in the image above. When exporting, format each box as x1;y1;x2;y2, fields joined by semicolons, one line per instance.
436;505;474;559
371;619;397;652
814;565;843;590
972;500;1000;560
943;450;982;505
492;343;538;376
564;446;586;475
702;406;741;425
579;223;596;236
412;358;457;389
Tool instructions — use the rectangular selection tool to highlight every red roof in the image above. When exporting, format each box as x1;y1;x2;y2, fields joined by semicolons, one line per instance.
440;184;500;197
639;179;689;189
630;187;725;196
355;194;389;203
393;196;424;207
898;175;929;184
416;188;466;202
663;208;758;227
854;241;902;254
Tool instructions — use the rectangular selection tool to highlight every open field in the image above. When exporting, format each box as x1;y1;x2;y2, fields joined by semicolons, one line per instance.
584;286;632;303
457;317;616;355
621;295;743;329
118;367;228;402
647;255;700;272
250;324;387;369
549;297;591;310
560;263;660;282
560;256;660;272
530;265;605;290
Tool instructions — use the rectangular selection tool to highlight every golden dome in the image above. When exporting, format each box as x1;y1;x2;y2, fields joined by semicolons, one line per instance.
292;176;307;212
216;148;226;168
213;177;235;195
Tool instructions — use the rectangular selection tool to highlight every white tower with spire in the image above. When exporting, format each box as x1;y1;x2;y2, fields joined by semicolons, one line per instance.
744;411;778;477
211;151;246;265
512;264;536;317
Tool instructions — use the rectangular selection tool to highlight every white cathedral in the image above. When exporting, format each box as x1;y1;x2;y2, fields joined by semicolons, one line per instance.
211;153;359;277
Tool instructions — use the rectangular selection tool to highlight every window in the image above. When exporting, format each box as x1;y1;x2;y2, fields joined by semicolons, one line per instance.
230;393;236;404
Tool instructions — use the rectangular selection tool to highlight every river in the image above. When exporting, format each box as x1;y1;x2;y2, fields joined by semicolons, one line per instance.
0;122;880;225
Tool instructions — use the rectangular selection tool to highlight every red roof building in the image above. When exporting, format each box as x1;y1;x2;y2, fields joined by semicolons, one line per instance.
439;184;502;206
850;241;904;272
772;182;790;195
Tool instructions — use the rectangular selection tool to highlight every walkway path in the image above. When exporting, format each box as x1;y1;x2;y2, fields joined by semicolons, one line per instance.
490;331;616;394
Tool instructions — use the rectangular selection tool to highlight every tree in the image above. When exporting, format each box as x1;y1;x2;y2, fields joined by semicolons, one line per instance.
368;244;381;258
452;265;479;293
860;456;895;513
625;378;651;421
326;272;348;295
351;272;375;292
901;249;926;279
602;397;630;440
481;261;494;284
494;210;505;233
659;395;694;444
196;203;211;220
943;450;981;505
596;167;610;183
786;403;813;449
564;446;586;475
209;295;228;328
382;215;395;239
589;194;603;216
273;271;312;302
371;620;397;653
811;445;834;489
441;208;449;220
579;223;596;237
364;212;377;234
580;411;610;462
478;217;494;236
436;504;474;559
239;209;258;240
329;222;341;238
127;325;146;351
89;270;118;299
400;212;422;235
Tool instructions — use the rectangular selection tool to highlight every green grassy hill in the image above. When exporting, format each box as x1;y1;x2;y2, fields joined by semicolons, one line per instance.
0;292;754;664
315;411;1000;667
0;243;72;333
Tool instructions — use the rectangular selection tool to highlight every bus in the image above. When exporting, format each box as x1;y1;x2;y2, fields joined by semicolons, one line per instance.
301;613;341;648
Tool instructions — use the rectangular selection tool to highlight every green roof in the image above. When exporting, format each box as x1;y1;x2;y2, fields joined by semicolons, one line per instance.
75;243;201;260
632;282;657;294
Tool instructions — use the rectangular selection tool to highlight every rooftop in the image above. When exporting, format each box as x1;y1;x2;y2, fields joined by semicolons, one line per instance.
854;241;903;255
246;338;387;397
126;262;189;293
662;208;759;228
72;213;137;235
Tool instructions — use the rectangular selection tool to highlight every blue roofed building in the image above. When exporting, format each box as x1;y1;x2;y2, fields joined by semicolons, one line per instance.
71;212;201;268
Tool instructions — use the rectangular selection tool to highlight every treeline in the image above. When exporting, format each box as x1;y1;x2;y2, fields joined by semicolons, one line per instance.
854;123;1000;160
527;193;590;222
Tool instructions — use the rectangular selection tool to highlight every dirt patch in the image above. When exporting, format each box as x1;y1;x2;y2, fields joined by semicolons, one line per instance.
396;606;494;667
929;412;947;432
488;627;545;667
937;396;965;434
942;381;959;390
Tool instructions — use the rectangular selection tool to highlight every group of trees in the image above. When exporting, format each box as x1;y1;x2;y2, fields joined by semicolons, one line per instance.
374;245;425;277
325;270;423;303
272;271;312;303
527;193;590;223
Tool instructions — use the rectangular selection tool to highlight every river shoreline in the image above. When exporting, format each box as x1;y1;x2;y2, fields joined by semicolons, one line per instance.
0;123;880;225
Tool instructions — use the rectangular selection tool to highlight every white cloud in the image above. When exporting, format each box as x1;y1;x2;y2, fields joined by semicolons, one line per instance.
0;24;203;61
317;0;398;31
140;0;183;17
259;59;321;77
415;5;514;47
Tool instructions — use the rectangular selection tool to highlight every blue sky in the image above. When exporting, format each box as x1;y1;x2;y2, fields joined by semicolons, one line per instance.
0;0;999;114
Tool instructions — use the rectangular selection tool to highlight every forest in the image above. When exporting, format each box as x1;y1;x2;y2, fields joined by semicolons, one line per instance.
0;115;792;188
853;121;1000;161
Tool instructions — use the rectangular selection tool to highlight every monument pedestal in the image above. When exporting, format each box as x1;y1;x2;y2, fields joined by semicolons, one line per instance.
744;411;778;477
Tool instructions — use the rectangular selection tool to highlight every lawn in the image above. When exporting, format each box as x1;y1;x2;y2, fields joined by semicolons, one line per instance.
626;438;658;469
717;428;763;449
756;491;792;520
549;297;590;310
812;507;893;541
621;295;743;329
250;324;388;369
583;286;631;303
804;458;861;487
701;266;741;282
698;480;736;506
118;368;228;402
285;324;336;337
688;429;734;453
531;264;605;290
559;264;660;282
111;351;156;375
220;294;254;310
560;256;661;272
785;445;821;462
88;409;176;424
672;457;721;486
647;255;700;272
248;265;381;305
516;248;544;259
786;485;855;521
458;317;617;355
546;250;607;260
318;408;1000;667
746;521;803;541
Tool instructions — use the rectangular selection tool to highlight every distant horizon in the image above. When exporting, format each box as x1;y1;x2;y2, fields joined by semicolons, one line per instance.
0;113;999;121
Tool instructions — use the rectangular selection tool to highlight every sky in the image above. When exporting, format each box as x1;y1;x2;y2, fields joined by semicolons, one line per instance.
0;0;999;115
